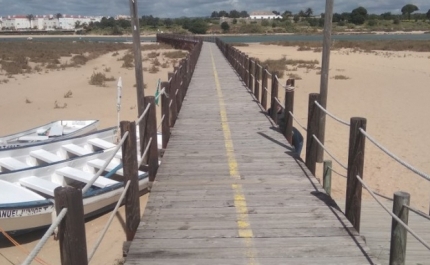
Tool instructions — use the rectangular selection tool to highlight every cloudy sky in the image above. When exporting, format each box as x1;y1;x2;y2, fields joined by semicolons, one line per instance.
0;0;429;18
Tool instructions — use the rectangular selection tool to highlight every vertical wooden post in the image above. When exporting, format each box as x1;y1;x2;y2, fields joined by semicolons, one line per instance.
174;66;181;114
323;160;332;196
345;117;367;233
270;71;279;123
284;79;295;144
254;63;260;102
305;93;320;176
261;66;268;110
128;0;146;155
245;55;249;86
242;53;246;82
161;81;170;149
55;187;88;265
318;0;335;164
248;59;253;91
120;121;140;241
389;191;410;265
143;97;158;182
168;72;177;126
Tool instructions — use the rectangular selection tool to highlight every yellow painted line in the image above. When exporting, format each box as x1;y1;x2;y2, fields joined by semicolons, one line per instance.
209;45;258;265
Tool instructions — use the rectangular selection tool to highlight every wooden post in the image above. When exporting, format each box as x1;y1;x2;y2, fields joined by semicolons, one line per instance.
261;67;268;110
345;117;367;233
245;55;249;86
248;59;253;91
254;63;260;102
128;0;146;155
161;81;170;149
54;187;88;265
323;160;332;196
317;0;334;163
284;79;295;144
168;72;177;126
242;53;246;82
174;67;181;115
120;121;140;241
143;97;158;182
389;191;410;265
305;93;320;176
270;71;279;123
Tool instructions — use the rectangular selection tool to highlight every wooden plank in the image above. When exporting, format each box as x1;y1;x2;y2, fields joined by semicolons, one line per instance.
125;41;378;265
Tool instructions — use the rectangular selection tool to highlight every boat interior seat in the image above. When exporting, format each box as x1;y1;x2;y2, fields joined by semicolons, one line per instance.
0;157;28;171
88;138;116;150
19;176;61;197
30;149;62;163
62;144;91;156
56;167;118;188
87;159;124;176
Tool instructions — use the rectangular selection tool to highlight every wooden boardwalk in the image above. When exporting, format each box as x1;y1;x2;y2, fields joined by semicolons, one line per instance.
125;42;379;264
339;200;430;265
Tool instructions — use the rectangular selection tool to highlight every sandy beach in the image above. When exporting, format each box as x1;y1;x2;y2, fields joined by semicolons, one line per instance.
0;43;183;264
236;43;430;209
1;38;430;264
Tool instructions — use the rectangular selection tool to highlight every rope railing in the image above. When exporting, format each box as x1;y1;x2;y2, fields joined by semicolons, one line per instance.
328;166;347;178
88;180;131;262
314;101;350;126
82;131;129;194
359;128;430;182
264;68;272;76
274;97;285;109
136;103;151;125
356;174;430;251
275;75;294;92
138;137;153;168
157;115;166;131
22;208;68;265
312;134;348;170
403;204;430;221
288;111;307;132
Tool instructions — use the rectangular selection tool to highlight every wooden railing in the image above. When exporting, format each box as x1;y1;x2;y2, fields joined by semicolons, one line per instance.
215;37;430;264
21;35;202;265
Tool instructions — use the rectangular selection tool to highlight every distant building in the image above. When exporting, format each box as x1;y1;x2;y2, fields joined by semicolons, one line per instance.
249;11;282;20
115;15;131;20
0;14;102;30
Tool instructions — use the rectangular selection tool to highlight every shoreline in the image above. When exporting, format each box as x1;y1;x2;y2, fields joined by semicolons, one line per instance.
0;30;428;39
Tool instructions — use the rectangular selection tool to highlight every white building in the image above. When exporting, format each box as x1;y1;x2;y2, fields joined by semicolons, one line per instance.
0;14;102;30
249;11;282;20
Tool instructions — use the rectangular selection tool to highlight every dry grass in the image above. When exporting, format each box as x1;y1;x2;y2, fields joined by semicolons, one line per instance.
89;72;115;86
263;40;430;52
287;73;302;80
54;100;67;109
0;41;131;76
64;90;73;98
148;65;160;74
143;43;173;50
152;58;161;67
163;51;187;59
231;43;249;47
333;75;350;80
255;57;287;78
119;53;134;68
147;52;159;59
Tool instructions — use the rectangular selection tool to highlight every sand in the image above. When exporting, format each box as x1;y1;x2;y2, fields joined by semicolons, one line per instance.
0;44;182;264
236;43;430;210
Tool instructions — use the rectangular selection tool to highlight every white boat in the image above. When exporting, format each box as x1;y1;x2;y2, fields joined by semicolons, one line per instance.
0;148;149;234
0;127;117;174
0;127;163;174
0;120;99;150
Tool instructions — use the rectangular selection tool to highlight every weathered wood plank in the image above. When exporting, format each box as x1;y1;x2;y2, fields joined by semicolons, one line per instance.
125;41;378;265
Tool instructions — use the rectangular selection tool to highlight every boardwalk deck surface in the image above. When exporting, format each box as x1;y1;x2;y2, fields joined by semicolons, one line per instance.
125;42;379;264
